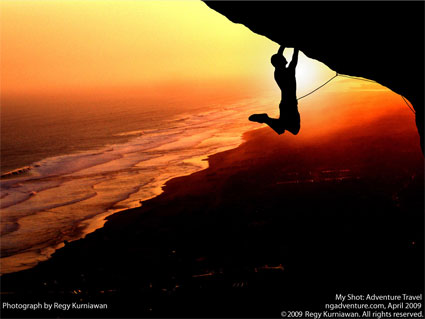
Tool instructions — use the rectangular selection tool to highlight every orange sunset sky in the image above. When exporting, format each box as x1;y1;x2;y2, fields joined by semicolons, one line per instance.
1;0;337;97
0;0;418;140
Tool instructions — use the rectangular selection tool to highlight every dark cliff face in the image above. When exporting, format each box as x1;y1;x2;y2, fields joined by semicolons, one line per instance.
203;1;424;152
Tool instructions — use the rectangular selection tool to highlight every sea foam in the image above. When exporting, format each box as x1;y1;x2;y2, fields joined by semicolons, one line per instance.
0;96;275;274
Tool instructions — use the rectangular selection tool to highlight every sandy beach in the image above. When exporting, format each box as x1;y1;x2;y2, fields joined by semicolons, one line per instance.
1;112;423;318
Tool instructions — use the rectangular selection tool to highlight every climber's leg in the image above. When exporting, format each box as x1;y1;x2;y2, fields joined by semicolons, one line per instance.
279;100;300;135
249;113;286;135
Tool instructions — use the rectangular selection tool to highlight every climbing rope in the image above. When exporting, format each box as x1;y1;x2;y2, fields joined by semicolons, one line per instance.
297;72;416;114
297;73;339;100
401;95;416;114
337;73;377;83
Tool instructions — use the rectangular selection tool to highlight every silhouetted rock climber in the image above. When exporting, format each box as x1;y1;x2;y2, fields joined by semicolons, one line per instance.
249;46;300;135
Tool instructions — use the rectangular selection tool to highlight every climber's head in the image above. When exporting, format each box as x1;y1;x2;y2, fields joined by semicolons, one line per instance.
271;54;287;68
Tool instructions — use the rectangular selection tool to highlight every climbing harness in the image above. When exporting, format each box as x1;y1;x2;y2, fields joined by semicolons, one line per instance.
297;72;416;115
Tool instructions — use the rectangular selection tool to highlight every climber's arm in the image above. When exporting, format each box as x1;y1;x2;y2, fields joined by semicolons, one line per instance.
289;48;299;69
277;46;285;56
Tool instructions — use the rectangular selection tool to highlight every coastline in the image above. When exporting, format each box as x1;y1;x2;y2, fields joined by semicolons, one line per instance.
1;98;267;275
0;123;252;275
1;120;423;317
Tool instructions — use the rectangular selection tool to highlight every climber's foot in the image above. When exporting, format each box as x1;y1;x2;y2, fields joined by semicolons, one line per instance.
286;124;300;135
249;113;269;124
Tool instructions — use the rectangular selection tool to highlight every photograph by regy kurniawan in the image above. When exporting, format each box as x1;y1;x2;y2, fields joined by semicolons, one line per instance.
1;1;424;318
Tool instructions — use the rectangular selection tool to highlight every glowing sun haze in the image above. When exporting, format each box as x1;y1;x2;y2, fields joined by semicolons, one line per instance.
1;0;335;98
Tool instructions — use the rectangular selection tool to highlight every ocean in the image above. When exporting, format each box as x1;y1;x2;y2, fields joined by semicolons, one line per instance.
0;92;277;274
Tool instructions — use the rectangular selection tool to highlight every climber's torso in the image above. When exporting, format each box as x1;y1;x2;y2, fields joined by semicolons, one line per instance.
275;67;297;100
